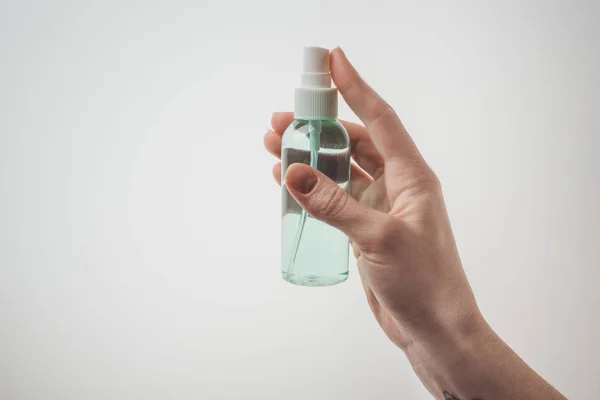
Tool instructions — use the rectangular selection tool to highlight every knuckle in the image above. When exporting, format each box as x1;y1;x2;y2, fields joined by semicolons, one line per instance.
420;170;442;193
369;102;396;125
374;217;399;244
316;185;349;218
406;167;443;197
342;77;361;95
431;173;442;191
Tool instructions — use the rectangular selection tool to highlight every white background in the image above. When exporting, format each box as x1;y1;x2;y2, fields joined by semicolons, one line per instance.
1;1;599;399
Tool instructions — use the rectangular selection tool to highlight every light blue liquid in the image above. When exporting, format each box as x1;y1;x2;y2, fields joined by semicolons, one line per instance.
281;119;351;287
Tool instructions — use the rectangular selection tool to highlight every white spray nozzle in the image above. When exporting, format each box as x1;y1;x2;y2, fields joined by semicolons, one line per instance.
301;46;331;89
294;46;337;120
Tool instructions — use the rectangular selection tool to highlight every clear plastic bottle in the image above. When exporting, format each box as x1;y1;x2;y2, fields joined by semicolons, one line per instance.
281;119;351;286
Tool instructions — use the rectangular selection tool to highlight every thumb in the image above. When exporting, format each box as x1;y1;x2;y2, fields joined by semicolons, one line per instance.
285;163;387;245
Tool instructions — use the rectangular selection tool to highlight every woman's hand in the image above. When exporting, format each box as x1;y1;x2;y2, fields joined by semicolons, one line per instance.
264;48;565;400
265;48;478;351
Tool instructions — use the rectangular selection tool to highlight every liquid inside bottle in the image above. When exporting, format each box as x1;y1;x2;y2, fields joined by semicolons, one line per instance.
281;119;351;286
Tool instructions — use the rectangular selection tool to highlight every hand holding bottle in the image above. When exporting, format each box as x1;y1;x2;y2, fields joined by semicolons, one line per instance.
264;47;566;400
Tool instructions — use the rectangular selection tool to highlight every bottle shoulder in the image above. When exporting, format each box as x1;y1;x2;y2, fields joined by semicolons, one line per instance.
282;119;350;150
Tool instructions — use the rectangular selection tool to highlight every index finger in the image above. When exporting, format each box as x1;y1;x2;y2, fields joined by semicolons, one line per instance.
330;47;424;169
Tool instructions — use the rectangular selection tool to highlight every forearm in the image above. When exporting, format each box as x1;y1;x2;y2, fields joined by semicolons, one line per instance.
405;315;566;400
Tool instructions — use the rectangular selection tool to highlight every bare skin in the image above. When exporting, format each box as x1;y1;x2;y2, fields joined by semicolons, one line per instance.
264;47;566;400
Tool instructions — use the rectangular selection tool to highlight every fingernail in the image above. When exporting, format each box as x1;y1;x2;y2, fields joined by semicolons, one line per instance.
286;166;318;194
334;46;346;58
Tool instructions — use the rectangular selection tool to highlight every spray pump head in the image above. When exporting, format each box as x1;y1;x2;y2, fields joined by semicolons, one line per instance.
300;46;332;89
294;46;338;120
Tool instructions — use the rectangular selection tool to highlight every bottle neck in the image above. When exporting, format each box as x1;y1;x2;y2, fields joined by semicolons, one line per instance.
294;87;338;120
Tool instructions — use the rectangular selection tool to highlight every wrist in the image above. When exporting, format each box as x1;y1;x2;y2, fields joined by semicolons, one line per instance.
403;308;495;397
401;308;565;400
405;305;491;360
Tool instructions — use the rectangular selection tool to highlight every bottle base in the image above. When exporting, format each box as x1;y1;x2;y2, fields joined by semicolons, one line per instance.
282;272;348;287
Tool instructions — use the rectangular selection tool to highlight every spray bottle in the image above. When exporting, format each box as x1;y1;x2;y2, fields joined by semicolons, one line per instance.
281;46;351;286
